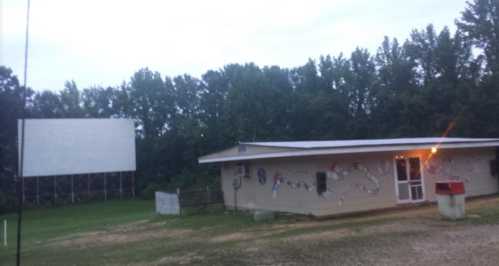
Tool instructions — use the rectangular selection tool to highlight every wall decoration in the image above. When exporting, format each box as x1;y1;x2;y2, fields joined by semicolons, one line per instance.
338;196;344;207
426;155;456;178
257;168;267;185
377;165;383;175
325;161;382;197
377;160;392;176
272;172;284;198
358;164;381;195
264;159;390;202
261;152;488;205
327;171;340;181
425;153;484;186
384;160;392;173
426;163;439;175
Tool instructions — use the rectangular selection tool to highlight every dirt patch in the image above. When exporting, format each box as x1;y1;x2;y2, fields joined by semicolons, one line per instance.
157;252;204;265
211;228;289;243
360;220;432;235
286;228;354;241
211;232;254;243
271;221;323;230
111;219;150;232
281;220;428;243
120;252;205;266
55;228;192;248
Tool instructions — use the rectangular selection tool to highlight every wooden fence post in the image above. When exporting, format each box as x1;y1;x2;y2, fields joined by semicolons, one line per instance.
132;172;136;198
54;176;57;203
69;175;73;203
3;220;6;247
87;173;91;199
104;173;107;201
206;186;211;205
222;190;226;212
234;189;237;213
119;172;123;199
177;188;181;216
36;176;39;205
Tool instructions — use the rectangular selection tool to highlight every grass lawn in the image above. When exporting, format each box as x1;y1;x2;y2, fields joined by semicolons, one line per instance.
0;200;154;265
1;197;499;265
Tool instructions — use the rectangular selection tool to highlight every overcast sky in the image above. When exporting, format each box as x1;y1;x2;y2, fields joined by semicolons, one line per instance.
1;0;469;91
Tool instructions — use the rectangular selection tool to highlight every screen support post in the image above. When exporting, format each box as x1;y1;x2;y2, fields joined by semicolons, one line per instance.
16;0;31;265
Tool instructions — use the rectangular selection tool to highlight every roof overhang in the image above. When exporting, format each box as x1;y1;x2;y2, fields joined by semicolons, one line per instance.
198;140;499;164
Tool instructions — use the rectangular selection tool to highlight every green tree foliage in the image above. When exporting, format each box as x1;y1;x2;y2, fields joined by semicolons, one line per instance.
32;90;64;118
1;2;499;202
457;0;499;73
372;37;417;137
456;0;499;137
81;86;119;118
0;67;33;211
60;81;83;117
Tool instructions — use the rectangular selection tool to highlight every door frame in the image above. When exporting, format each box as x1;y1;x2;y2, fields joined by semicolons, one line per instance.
393;155;426;204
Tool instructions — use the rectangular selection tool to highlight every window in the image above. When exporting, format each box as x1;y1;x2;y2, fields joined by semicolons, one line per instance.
396;159;407;181
409;158;421;180
491;160;498;177
395;157;424;202
316;172;327;195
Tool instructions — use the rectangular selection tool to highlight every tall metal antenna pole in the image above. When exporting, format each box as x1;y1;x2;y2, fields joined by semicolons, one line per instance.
17;0;31;265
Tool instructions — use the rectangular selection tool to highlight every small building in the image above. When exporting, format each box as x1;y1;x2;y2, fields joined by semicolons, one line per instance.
198;138;499;217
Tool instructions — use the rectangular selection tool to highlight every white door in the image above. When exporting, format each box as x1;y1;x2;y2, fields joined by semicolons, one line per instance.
395;157;425;203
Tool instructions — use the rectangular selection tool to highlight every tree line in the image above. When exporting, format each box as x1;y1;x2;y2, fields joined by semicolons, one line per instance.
1;0;498;210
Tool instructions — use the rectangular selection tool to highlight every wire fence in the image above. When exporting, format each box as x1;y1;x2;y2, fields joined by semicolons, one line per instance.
18;171;135;207
177;187;224;212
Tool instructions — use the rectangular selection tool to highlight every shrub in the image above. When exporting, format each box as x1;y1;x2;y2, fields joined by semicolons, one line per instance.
140;183;163;200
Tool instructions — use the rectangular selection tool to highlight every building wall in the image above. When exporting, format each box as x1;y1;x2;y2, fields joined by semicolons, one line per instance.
220;147;498;216
419;148;498;201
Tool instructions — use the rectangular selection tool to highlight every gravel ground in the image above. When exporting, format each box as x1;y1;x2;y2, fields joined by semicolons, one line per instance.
208;198;499;266
224;219;499;266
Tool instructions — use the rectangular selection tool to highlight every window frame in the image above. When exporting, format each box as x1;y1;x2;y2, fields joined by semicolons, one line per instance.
316;172;327;196
393;156;426;204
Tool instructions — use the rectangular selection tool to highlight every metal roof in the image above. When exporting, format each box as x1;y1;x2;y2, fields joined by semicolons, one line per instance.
241;138;499;149
199;137;499;164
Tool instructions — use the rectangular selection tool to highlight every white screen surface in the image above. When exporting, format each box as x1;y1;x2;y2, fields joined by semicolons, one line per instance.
18;119;136;177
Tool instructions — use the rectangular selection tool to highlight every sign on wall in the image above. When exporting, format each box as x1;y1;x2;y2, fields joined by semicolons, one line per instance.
18;119;136;177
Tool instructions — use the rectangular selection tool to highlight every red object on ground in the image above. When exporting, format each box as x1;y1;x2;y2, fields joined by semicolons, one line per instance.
435;181;465;195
